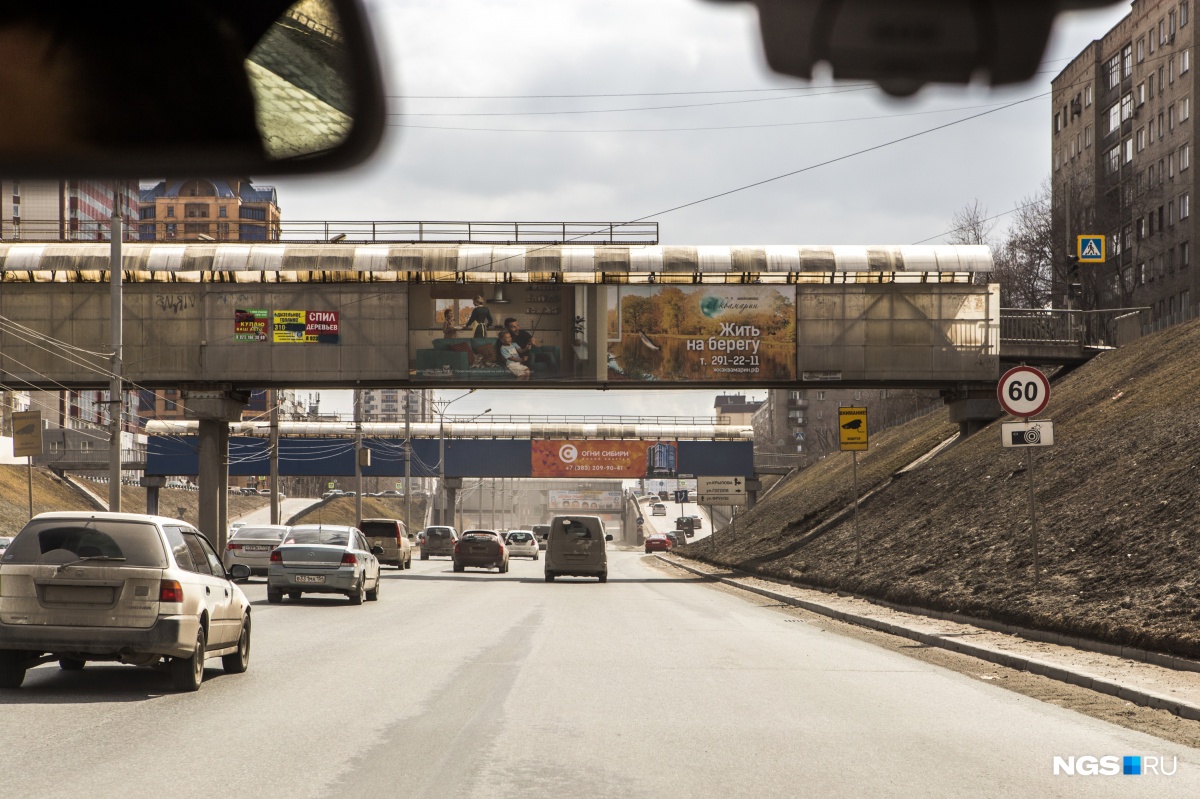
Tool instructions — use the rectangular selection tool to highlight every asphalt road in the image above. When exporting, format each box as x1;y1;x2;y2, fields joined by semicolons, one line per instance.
2;550;1198;797
232;497;321;526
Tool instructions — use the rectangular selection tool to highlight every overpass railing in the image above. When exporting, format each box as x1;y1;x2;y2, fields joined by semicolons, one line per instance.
999;308;1151;351
2;219;661;246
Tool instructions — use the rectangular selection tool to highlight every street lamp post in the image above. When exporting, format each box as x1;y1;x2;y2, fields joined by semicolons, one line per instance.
435;390;480;525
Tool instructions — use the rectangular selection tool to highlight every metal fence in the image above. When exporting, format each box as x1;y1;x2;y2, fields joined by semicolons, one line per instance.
999;308;1152;350
1;220;660;246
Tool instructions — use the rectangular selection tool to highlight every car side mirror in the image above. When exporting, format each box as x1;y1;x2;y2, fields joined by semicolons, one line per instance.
0;0;385;178
605;534;613;542
370;545;385;556
228;564;252;581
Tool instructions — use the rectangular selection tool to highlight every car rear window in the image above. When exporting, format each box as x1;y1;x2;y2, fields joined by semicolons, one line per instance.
1;519;167;567
284;527;350;546
462;531;497;541
425;528;452;539
232;526;287;541
507;533;532;542
360;521;400;538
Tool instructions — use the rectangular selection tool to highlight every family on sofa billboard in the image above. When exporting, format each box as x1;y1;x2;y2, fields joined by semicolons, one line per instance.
410;283;572;381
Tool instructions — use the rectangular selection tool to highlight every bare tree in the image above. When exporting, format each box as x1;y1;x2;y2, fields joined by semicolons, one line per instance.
947;199;998;247
992;181;1054;308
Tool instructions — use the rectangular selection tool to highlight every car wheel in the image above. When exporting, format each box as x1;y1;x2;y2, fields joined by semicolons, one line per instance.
420;552;429;560
58;658;86;671
171;627;206;692
598;572;608;583
349;578;365;605
533;552;538;561
407;552;413;568
267;588;283;604
221;617;251;674
545;572;555;583
366;574;380;601
0;651;27;689
453;563;464;573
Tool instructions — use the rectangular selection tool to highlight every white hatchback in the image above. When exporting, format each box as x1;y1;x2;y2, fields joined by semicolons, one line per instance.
503;530;539;560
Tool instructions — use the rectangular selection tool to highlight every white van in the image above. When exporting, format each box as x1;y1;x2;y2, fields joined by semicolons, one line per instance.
544;515;612;583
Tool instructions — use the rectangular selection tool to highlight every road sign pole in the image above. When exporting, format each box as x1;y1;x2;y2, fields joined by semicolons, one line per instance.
853;451;861;565
1027;446;1039;587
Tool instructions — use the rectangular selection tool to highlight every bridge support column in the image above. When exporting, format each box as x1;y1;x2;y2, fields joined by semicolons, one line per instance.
745;479;762;510
943;387;1003;439
185;388;249;550
141;475;166;516
443;477;462;527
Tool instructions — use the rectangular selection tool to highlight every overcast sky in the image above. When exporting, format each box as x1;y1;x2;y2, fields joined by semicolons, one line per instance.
292;0;1132;419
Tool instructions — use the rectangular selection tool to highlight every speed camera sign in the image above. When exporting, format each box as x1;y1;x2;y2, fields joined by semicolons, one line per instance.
997;366;1050;417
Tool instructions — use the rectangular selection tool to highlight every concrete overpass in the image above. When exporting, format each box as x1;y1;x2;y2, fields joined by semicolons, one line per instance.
0;240;1009;544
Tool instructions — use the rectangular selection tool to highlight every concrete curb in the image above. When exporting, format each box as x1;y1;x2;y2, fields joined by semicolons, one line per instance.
656;554;1200;723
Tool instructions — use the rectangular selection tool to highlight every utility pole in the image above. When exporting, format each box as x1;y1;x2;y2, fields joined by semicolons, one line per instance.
269;388;280;525
108;191;123;512
404;389;412;534
354;389;363;528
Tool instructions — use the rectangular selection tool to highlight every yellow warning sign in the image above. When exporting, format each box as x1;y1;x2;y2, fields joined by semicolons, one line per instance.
839;407;868;451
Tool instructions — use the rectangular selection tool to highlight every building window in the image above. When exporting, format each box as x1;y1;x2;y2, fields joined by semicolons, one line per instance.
219;206;227;218
1137;217;1146;240
1182;241;1190;268
1085;84;1093;107
1183;142;1191;169
1138;82;1146;105
1123;45;1133;78
1184;49;1191;75
1182;192;1190;218
165;206;175;217
1138;37;1146;62
1160;65;1166;91
1106;145;1121;174
240;206;267;221
1170;59;1176;85
1159;112;1165;140
1085;124;1093;147
1182;97;1191;121
1150;73;1156;99
1137;127;1146;151
1108;54;1121;88
1107;103;1121;134
1171;151;1177;178
1125;137;1134;163
1184;2;1191;27
1055;111;1062;132
1160;19;1167;45
1121;93;1133;121
1139;262;1147;284
1170;200;1176;225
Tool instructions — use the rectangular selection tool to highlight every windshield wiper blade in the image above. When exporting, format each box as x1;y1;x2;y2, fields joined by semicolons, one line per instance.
55;555;127;573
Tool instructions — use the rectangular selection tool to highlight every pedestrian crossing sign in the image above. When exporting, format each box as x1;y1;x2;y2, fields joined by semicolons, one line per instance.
1077;235;1105;263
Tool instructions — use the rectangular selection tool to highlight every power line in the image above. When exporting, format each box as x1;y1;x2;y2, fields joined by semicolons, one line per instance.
390;84;874;99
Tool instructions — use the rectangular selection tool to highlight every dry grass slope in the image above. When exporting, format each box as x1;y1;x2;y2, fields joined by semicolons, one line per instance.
684;317;1200;659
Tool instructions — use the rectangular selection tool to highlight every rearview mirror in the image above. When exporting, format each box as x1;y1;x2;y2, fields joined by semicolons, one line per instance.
370;546;385;556
0;0;385;177
605;534;614;542
228;564;252;581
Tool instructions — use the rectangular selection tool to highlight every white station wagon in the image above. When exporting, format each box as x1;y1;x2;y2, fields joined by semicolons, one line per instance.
0;512;252;692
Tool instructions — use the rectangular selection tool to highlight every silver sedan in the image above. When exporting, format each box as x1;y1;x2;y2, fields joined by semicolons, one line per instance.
267;525;382;605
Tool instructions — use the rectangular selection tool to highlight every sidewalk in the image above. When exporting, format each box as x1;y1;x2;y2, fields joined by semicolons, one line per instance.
657;553;1200;722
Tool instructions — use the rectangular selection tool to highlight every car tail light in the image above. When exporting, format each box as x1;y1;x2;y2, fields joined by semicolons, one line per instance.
159;579;184;603
270;549;282;563
341;552;358;565
226;543;242;550
453;541;460;555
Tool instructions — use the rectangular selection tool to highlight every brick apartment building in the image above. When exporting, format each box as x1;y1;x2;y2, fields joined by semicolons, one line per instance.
1052;0;1196;329
138;178;281;242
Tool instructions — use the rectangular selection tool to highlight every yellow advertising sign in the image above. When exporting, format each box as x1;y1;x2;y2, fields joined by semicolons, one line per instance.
273;310;308;343
12;410;43;457
839;407;868;451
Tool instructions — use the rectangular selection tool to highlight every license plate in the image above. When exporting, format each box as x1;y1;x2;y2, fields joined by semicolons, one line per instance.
294;574;325;584
244;545;270;552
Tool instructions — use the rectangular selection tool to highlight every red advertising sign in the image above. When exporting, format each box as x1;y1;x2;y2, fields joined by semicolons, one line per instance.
305;311;340;343
532;440;677;478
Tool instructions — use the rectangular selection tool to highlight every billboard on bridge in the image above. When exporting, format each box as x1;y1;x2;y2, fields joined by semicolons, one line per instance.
532;440;677;478
605;285;796;382
549;490;624;511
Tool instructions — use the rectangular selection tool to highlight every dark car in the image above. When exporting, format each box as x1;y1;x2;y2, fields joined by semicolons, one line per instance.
531;524;551;551
453;530;509;573
420;526;458;559
675;516;695;538
644;534;673;554
664;531;682;547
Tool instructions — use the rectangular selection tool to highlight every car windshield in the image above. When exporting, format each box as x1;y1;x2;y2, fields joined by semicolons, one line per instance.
232;526;287;541
1;519;167;567
283;528;350;546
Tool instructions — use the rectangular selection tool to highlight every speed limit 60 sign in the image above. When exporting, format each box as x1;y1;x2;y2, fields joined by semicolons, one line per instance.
998;366;1050;417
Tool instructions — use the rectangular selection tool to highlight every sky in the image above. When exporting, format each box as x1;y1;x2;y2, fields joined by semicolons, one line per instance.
288;0;1133;419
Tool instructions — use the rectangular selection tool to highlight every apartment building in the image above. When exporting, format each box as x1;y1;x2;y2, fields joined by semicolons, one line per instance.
138;178;281;242
1;179;138;241
361;389;432;423
1052;1;1196;328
